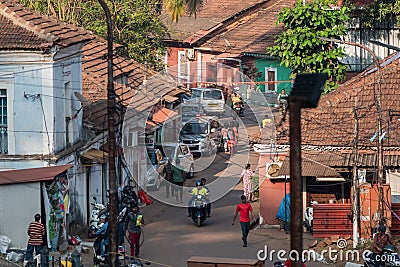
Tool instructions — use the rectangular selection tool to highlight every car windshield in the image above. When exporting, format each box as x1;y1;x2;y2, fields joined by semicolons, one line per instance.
203;90;222;100
182;106;200;113
191;90;201;98
181;122;208;134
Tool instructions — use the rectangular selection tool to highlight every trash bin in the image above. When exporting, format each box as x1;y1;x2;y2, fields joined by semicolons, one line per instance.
0;236;11;254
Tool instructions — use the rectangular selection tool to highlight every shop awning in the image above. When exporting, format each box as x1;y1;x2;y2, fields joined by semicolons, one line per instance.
278;152;342;178
80;148;108;163
162;95;178;103
0;164;73;185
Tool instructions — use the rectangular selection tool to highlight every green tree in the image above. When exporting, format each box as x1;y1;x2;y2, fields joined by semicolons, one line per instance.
164;0;203;22
350;0;400;28
268;0;350;93
21;0;169;70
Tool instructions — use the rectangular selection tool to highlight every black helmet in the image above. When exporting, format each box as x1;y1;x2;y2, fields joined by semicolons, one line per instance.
378;225;386;233
240;195;246;200
195;180;202;187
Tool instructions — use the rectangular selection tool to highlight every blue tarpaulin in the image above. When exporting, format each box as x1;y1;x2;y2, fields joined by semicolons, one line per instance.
276;193;290;223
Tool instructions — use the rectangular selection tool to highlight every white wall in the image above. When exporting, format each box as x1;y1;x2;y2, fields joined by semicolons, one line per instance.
0;45;83;157
0;182;41;248
387;170;400;203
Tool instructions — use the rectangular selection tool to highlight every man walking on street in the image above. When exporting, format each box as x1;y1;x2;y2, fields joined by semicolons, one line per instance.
232;195;255;247
24;214;45;264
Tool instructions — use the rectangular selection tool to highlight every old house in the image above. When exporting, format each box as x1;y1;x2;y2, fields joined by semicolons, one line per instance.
0;0;92;248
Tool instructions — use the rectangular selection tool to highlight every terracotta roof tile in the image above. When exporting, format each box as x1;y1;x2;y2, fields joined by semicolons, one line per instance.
201;0;298;54
151;107;178;124
163;0;266;41
0;0;93;50
277;52;400;150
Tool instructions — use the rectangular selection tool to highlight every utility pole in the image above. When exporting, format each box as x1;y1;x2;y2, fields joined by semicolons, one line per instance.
352;97;359;248
318;37;384;226
98;0;118;266
289;97;303;267
289;73;327;267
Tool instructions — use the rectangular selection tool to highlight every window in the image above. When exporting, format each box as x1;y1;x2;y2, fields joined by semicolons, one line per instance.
191;89;201;98
178;51;190;84
265;67;277;91
203;90;222;100
0;89;7;154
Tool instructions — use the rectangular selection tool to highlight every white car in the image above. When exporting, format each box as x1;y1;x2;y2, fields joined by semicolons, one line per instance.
159;143;195;179
189;88;225;117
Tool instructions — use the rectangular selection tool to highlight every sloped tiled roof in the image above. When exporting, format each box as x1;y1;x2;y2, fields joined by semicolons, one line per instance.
82;37;148;105
201;0;297;54
162;0;266;41
0;0;92;50
81;38;190;132
277;52;400;149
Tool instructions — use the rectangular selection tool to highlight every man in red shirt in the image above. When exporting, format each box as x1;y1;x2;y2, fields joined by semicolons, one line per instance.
25;214;45;262
232;195;255;247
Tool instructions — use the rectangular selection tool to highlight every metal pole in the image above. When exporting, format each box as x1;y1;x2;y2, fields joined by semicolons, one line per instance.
352;97;359;248
98;0;118;266
289;97;303;267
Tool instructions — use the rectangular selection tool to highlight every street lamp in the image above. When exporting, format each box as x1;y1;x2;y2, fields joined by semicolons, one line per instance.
98;0;118;266
318;36;384;246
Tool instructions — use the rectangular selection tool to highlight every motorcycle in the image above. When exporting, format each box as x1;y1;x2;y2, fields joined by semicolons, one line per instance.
189;194;208;227
364;244;400;267
88;196;107;238
93;233;110;266
233;101;244;116
93;232;126;267
117;185;138;224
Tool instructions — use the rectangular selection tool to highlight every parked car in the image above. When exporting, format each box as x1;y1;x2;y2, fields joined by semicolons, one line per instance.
189;88;225;117
179;116;223;156
157;143;195;179
146;148;167;190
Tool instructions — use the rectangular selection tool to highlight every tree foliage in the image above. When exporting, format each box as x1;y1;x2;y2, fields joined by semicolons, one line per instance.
164;0;203;22
268;0;351;93
349;0;400;28
21;0;169;70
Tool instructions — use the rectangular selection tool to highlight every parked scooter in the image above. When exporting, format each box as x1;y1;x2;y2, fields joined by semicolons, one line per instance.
88;196;107;238
303;201;317;234
303;206;313;233
189;194;208;227
364;244;400;267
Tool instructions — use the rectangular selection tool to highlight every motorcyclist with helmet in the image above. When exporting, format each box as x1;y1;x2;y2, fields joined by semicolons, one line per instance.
372;224;393;267
187;180;209;217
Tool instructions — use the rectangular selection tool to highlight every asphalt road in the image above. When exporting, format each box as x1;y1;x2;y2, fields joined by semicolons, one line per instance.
136;188;329;267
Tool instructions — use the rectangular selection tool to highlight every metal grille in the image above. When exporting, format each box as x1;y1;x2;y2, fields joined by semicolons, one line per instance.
0;89;7;154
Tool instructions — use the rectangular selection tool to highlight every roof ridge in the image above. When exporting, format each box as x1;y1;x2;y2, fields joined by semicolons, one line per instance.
185;0;270;45
0;0;55;43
